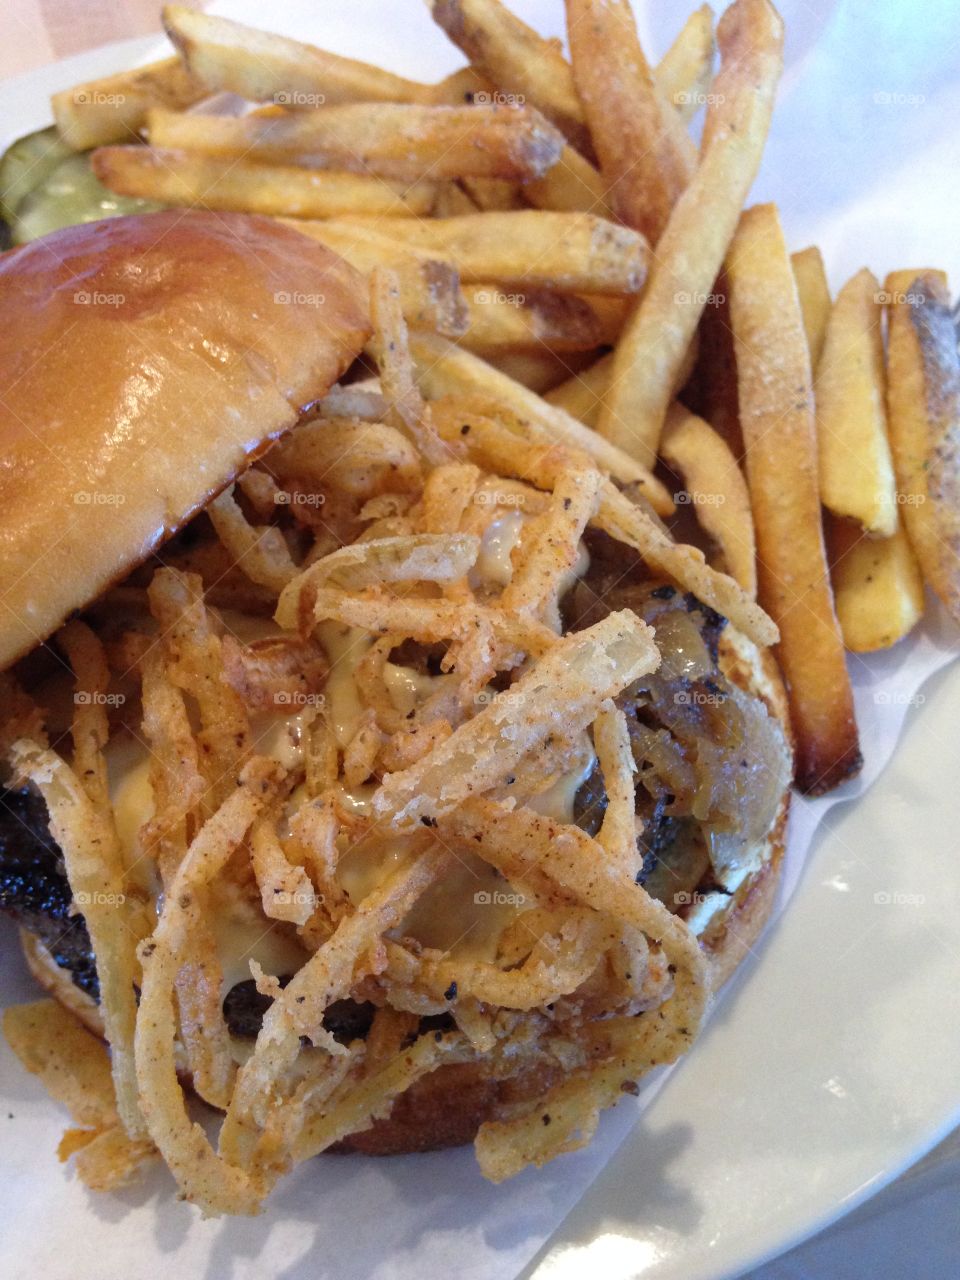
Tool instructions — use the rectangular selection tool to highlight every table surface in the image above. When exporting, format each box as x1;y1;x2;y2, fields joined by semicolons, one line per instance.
3;3;957;1277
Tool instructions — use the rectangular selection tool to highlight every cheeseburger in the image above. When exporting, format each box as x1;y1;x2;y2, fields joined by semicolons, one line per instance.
0;209;791;1211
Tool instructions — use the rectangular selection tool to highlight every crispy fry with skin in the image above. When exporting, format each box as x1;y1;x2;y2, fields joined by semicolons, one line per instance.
92;148;437;219
884;269;960;623
566;0;693;244
658;6;715;124
429;0;593;154
334;212;649;294
791;246;831;373
660;402;757;597
163;5;433;106
726;203;861;793
52;56;203;150
815;268;897;535
146;103;564;183
829;517;924;652
598;0;784;467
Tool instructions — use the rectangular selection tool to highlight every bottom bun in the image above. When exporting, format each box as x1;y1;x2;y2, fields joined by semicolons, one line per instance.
20;626;792;1159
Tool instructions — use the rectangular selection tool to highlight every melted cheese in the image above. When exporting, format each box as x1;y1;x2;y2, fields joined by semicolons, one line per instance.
316;621;373;746
381;661;453;717
527;737;597;824
470;510;525;589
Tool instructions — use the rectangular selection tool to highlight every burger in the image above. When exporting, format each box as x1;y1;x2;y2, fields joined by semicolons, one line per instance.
0;209;791;1208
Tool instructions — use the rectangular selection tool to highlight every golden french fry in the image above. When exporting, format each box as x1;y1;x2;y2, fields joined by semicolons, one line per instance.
791;246;831;372
52;56;203;151
524;145;612;218
830;517;924;652
146;102;564;183
661;402;757;597
727;202;861;794
459;284;604;353
598;0;783;468
91;147;436;218
566;0;693;244
658;6;715;124
331;212;648;294
885;269;960;623
460;177;524;211
162;5;432;106
815;268;897;535
428;0;593;154
544;354;612;427
484;350;590;393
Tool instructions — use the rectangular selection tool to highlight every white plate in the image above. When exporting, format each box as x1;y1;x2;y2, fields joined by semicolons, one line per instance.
0;5;958;1279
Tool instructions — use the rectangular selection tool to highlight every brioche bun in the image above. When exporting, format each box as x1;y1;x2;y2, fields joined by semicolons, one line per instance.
0;209;369;672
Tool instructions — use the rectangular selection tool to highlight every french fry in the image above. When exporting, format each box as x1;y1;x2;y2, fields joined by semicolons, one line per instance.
524;145;612;219
885;269;960;623
661;402;757;597
460;177;524;211
791;246;831;372
429;0;702;155
409;331;673;509
459;284;604;353
815;268;897;535
332;212;648;294
658;6;715;124
726;202;860;794
544;353;613;428
280;218;468;337
429;0;594;154
830;517;924;652
51;56;204;151
566;0;693;244
145;102;565;183
485;350;589;393
91;147;437;218
162;5;433;107
598;0;783;468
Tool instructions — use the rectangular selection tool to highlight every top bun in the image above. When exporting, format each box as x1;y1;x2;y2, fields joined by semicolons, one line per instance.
0;210;370;672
